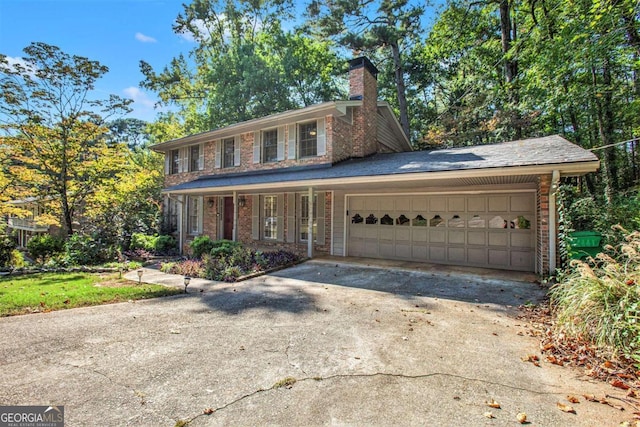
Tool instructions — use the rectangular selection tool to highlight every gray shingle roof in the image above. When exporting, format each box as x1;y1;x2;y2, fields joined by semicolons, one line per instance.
165;135;598;192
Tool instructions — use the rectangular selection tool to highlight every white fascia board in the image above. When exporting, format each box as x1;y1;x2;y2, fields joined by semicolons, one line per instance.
162;160;600;195
150;101;359;152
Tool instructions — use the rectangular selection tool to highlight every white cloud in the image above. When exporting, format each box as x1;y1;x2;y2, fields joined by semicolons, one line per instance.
123;86;155;109
2;56;37;75
176;18;209;42
135;32;157;43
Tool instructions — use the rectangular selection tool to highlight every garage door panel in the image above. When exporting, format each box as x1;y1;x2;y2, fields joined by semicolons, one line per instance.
379;242;394;257
351;225;365;238
429;246;446;261
379;227;394;240
365;227;378;239
412;245;427;259
510;251;533;269
488;249;508;266
511;195;534;212
430;229;446;243
430;197;446;212
364;198;379;210
468;197;485;212
396;244;411;259
448;197;465;212
412;198;427;212
412;228;427;242
448;230;465;245
488;196;508;212
467;248;486;264
395;228;411;241
511;232;533;248
488;232;508;246
448;247;465;263
468;231;486;246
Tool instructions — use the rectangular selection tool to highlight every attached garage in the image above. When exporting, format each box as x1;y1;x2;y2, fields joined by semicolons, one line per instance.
346;193;536;271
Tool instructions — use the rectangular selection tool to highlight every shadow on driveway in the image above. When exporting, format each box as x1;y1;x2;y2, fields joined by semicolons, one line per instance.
268;260;547;307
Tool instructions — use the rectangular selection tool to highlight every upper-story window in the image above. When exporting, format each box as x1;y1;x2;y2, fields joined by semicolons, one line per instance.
223;137;236;168
299;122;318;158
170;149;180;174
262;129;278;163
189;144;203;172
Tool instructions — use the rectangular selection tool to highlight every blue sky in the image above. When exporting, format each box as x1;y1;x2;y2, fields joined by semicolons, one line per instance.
0;0;441;123
0;0;192;122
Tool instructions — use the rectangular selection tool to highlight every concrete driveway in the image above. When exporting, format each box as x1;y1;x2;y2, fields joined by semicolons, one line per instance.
0;261;630;426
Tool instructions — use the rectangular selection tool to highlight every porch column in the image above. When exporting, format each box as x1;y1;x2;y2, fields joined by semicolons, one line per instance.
549;170;560;273
233;190;238;241
308;187;314;258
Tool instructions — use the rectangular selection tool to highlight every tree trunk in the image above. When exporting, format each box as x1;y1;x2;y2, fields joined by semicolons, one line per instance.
499;0;521;139
592;61;617;203
390;41;411;138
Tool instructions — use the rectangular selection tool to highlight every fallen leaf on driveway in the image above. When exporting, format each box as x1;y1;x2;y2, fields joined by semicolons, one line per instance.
557;402;576;414
566;395;580;403
611;379;631;390
203;408;215;415
483;412;495;419
522;354;540;367
486;398;501;409
547;355;564;366
516;412;527;423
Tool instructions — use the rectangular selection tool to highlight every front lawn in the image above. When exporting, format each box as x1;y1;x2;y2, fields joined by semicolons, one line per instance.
0;272;182;317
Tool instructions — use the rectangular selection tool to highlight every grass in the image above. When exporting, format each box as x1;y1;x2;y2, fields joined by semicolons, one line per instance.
0;272;182;317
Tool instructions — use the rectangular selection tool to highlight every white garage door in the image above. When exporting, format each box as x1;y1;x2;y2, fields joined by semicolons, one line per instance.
347;193;536;271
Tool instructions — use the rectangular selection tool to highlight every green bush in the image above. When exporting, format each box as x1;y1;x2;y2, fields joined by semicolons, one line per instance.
10;250;25;268
27;234;64;264
210;240;241;259
154;235;177;255
550;228;640;363
64;234;106;266
190;235;215;259
130;232;156;251
0;235;16;268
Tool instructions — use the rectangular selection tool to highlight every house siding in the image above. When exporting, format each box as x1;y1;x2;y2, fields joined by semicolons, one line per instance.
536;175;551;274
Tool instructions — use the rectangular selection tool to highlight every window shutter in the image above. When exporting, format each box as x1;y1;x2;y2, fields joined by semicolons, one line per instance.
164;153;170;174
253;131;260;164
198;144;204;170
286;193;295;242
234;135;241;166
277;194;285;242
197;196;203;234
251;195;260;240
287;124;296;160
317;117;326;156
214;140;221;169
316;192;325;245
277;126;285;161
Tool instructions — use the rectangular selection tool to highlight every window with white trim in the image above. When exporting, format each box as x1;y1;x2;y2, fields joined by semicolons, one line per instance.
300;194;317;242
223;137;235;168
299;122;318;158
170;149;180;174
187;196;202;235
262;129;278;163
263;195;277;240
189;144;204;171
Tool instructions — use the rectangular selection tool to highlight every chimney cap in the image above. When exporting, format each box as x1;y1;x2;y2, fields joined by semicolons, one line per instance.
348;57;379;79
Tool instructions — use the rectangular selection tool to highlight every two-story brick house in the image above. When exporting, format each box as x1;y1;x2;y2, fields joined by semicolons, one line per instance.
152;57;599;274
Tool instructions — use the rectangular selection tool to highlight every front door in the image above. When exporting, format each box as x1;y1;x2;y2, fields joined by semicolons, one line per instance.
223;197;234;240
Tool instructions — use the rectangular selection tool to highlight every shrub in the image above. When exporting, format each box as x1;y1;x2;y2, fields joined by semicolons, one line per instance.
154;235;177;255
130;233;156;252
190;235;215;259
64;234;106;266
27;234;64;264
0;235;16;268
260;250;299;270
550;228;640;363
162;259;204;277
10;250;25;269
209;240;241;258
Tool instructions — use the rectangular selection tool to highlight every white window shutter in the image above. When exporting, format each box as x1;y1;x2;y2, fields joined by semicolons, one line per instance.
234;135;241;166
198;144;204;170
277;126;285;161
251;195;260;240
253;131;261;164
181;147;189;172
214;140;221;169
287;124;296;160
164;153;170;174
317;117;326;156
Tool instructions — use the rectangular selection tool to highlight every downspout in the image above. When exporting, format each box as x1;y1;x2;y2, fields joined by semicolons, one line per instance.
167;193;184;255
549;170;560;274
308;187;314;258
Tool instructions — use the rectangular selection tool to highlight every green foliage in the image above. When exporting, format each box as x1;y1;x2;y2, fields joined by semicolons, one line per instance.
154;235;177;255
10;250;25;269
162;259;204;278
0;235;16;269
190;235;216;259
550;230;640;363
130;233;156;252
26;235;64;264
209;240;241;258
64;234;107;266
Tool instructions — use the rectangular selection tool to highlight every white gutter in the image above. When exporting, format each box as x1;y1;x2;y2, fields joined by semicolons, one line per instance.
549;170;560;274
162;161;600;195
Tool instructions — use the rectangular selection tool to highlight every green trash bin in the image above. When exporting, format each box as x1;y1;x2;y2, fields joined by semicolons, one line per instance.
568;231;603;260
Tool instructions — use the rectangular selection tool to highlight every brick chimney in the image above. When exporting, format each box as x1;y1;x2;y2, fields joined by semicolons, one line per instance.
348;57;378;158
